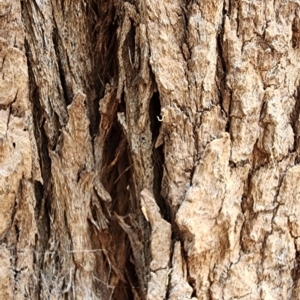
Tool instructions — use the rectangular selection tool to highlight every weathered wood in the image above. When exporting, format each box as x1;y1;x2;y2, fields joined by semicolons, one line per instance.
1;0;300;299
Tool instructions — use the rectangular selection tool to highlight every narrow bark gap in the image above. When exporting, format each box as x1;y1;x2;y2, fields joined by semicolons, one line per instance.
12;28;51;293
291;87;300;158
34;180;50;242
149;92;166;217
11;245;18;293
52;27;72;106
292;15;300;49
292;251;300;283
87;97;101;139
216;11;229;119
25;37;52;245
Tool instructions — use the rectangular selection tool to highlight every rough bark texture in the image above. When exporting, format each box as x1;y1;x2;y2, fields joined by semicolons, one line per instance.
1;0;300;299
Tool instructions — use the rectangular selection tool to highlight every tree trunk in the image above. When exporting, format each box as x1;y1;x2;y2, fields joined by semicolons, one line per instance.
1;0;300;299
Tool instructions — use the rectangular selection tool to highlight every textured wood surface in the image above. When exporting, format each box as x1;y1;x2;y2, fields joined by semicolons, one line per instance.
1;0;300;299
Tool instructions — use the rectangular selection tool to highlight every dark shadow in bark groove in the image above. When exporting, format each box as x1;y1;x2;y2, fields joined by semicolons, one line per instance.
52;27;72;106
97;102;136;299
216;12;228;119
91;2;151;295
149;92;167;216
24;39;52;299
291;87;300;162
91;17;139;288
292;250;300;285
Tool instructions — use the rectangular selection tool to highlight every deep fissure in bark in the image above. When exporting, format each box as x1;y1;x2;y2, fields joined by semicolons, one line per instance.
52;27;72;106
292;87;300;160
98;93;137;299
149;91;166;216
216;11;229;121
78;8;134;296
23;39;51;299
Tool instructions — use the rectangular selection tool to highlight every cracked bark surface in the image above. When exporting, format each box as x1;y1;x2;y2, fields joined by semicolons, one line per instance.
1;0;300;299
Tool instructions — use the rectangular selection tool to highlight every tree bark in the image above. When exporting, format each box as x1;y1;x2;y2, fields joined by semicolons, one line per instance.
1;0;300;299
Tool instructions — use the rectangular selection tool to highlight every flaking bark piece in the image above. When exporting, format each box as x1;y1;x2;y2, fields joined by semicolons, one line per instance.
140;188;172;300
